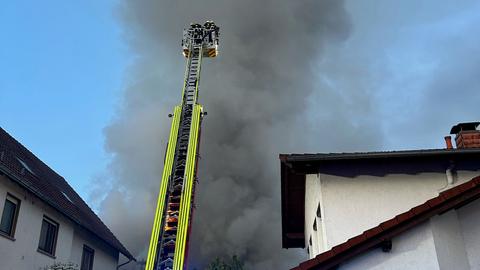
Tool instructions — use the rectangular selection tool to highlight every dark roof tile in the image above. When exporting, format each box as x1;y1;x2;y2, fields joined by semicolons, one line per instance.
411;203;430;215
379;218;397;231
346;234;367;247
440;187;463;200
315;250;335;262
298;256;322;269
363;226;383;239
426;196;445;208
456;182;475;193
332;242;349;254
394;210;415;224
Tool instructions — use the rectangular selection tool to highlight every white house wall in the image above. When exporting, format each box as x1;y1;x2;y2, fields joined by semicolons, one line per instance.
305;170;479;255
70;226;119;270
430;210;469;270
0;175;74;269
340;221;440;270
305;174;326;258
0;175;119;270
458;199;480;269
328;204;480;270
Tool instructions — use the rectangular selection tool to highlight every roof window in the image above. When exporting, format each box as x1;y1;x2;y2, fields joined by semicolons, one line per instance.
16;157;35;175
61;191;73;203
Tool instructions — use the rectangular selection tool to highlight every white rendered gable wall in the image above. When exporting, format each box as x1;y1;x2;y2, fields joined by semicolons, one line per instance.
337;202;480;270
305;174;327;258
341;220;440;270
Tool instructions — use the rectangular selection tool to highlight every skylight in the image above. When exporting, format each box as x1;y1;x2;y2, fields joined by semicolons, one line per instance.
16;157;35;175
62;191;74;203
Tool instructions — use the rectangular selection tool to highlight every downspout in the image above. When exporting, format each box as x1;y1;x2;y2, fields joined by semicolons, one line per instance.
446;168;454;185
444;137;456;186
446;162;456;186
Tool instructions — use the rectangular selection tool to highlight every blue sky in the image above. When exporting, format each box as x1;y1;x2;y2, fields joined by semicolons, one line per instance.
0;0;128;198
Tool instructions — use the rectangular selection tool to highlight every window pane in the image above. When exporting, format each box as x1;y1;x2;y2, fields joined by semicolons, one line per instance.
46;223;55;252
81;246;94;270
38;220;49;251
38;218;58;255
0;199;17;235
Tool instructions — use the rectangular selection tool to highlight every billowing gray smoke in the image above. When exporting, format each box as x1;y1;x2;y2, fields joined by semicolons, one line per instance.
95;0;382;269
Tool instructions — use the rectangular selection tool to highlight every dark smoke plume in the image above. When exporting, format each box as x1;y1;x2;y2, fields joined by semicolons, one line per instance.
94;0;382;269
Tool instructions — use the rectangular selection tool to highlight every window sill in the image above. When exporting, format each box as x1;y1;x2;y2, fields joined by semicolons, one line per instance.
37;248;56;259
0;231;15;241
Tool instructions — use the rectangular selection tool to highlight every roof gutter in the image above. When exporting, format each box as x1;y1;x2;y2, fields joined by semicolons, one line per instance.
117;258;135;269
283;148;480;163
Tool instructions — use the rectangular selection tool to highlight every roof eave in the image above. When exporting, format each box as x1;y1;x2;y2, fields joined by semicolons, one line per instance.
281;158;306;249
284;148;480;163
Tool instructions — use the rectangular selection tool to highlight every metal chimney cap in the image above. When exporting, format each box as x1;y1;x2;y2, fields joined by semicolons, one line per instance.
450;122;480;134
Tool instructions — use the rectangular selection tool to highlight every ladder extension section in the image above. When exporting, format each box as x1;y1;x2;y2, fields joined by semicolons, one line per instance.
145;21;219;270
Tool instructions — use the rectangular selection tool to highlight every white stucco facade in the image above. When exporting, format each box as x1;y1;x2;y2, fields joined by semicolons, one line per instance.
341;221;440;270
332;200;480;270
457;199;480;270
0;175;119;270
304;170;480;259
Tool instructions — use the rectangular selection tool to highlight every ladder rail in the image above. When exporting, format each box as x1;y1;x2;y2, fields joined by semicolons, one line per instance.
146;21;219;270
156;43;203;270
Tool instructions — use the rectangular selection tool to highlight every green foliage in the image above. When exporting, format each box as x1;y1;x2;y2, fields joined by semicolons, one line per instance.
205;255;244;270
40;262;79;270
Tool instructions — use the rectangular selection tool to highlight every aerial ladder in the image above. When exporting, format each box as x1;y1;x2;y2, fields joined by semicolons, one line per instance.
145;21;220;270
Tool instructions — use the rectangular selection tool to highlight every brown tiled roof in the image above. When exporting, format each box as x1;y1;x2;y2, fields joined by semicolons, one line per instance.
292;175;480;270
0;127;134;260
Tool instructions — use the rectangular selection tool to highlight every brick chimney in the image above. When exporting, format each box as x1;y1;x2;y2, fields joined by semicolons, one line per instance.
450;122;480;148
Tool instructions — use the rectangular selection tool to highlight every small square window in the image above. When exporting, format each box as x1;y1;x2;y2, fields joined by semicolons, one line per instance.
0;194;21;238
81;245;95;270
38;216;59;256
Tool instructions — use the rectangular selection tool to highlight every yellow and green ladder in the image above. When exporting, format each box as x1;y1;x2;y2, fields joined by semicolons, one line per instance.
145;21;219;270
